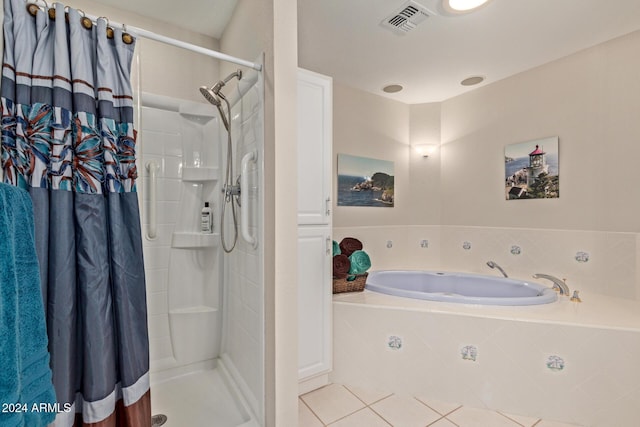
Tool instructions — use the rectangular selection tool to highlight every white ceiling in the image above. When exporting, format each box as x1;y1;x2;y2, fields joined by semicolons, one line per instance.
298;0;640;104
89;0;640;105
89;0;237;39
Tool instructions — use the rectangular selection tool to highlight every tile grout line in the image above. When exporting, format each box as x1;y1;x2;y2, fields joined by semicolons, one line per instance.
413;396;463;418
426;415;452;427
497;410;541;427
334;385;394;426
343;384;394;407
366;402;396;427
298;397;325;427
325;407;387;427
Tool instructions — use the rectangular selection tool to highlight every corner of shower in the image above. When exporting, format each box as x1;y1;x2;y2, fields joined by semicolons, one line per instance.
135;53;265;427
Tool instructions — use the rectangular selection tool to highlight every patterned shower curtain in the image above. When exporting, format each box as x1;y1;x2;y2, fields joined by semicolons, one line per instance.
1;1;151;426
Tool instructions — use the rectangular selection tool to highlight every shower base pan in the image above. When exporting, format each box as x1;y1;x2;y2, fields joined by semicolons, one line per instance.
151;364;257;427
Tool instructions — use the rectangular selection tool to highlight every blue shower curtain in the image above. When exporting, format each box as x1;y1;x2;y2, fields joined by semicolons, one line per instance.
1;1;151;426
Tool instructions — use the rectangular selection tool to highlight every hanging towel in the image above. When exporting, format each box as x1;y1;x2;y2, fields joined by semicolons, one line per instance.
0;184;57;427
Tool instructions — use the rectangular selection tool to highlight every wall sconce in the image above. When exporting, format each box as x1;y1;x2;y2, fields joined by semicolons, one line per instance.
413;144;438;158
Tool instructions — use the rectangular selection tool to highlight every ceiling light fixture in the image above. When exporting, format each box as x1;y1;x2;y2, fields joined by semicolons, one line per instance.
460;76;485;86
383;84;403;93
442;0;491;14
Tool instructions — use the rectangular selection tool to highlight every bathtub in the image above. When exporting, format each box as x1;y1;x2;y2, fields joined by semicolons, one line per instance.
365;270;557;305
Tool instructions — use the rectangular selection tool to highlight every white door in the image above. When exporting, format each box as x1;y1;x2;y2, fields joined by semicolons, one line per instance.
297;226;332;379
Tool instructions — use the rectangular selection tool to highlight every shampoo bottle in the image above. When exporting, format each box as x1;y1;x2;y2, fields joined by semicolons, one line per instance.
201;202;213;233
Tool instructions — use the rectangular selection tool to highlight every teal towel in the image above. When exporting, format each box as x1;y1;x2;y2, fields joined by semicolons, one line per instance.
0;184;57;427
348;250;371;275
332;240;341;256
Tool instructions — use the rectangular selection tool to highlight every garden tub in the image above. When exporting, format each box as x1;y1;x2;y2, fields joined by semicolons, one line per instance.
365;270;557;306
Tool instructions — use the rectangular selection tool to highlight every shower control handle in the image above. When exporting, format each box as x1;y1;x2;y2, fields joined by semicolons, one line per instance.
222;184;241;197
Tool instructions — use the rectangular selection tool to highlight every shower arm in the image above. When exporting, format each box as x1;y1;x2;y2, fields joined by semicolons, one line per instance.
213;70;243;96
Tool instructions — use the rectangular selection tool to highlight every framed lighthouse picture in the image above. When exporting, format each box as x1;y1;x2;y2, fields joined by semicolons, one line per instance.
505;136;559;200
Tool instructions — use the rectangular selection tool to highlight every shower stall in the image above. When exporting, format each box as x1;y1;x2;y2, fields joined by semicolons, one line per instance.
137;61;264;427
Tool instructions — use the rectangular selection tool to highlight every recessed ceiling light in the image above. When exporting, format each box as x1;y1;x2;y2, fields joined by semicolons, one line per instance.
383;84;403;93
443;0;491;13
460;76;485;86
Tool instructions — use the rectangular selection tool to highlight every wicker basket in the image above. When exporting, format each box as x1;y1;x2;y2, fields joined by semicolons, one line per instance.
332;273;368;294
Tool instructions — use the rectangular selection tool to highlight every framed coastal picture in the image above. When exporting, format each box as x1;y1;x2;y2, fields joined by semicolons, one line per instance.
337;154;394;207
505;136;559;200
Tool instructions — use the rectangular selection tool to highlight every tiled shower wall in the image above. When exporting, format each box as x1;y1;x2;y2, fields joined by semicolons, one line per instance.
139;96;222;374
141;105;185;369
333;225;640;300
220;71;265;420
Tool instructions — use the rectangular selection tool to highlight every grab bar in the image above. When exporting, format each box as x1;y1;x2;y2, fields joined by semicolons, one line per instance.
146;160;160;240
240;150;258;249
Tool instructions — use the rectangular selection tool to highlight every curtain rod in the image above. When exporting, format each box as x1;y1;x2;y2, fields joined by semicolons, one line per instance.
127;24;262;71
25;1;263;72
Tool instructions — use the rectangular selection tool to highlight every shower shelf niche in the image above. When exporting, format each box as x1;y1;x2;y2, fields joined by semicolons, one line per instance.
171;232;219;248
181;167;219;182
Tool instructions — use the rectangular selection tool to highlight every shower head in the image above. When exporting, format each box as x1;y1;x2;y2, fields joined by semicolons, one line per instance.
199;86;221;106
200;70;242;131
201;69;243;103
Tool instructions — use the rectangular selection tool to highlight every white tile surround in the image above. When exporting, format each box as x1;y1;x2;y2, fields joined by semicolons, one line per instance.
140;75;264;425
140;97;223;374
330;225;640;426
333;225;640;300
220;70;265;421
300;384;583;427
330;292;640;426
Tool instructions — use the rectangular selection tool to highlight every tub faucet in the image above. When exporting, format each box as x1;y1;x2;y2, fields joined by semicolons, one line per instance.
486;261;508;278
532;274;570;296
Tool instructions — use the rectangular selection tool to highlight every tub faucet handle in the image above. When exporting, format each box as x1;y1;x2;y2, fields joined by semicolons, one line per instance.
570;290;582;303
532;273;570;296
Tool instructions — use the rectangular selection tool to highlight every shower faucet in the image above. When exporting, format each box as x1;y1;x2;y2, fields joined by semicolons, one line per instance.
486;261;508;278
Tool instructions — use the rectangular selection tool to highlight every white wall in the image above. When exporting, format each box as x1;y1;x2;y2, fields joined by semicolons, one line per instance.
333;83;411;228
409;103;441;226
332;30;640;300
440;30;640;233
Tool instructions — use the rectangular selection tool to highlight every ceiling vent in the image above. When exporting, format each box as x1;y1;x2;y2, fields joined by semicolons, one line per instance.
381;1;430;35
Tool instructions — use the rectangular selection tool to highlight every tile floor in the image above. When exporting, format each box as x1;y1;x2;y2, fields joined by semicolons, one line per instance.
299;384;584;427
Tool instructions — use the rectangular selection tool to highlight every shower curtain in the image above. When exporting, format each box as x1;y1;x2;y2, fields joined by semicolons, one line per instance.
1;1;151;426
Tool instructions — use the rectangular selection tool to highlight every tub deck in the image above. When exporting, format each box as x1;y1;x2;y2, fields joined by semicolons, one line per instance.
334;289;640;332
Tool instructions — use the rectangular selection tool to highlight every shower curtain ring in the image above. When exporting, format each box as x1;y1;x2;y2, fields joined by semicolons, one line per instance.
45;1;57;20
26;2;40;17
99;17;114;39
26;0;47;17
122;24;134;45
77;9;93;30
